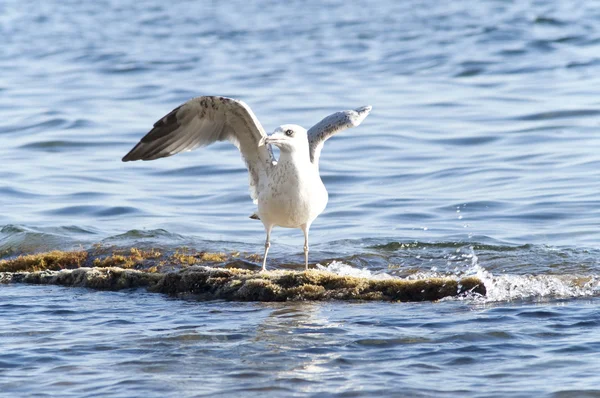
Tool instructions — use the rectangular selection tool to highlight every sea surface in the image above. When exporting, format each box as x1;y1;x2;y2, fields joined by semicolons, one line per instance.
1;0;600;396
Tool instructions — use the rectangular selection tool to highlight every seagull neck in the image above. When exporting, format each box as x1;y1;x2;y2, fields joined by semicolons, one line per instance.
278;148;312;168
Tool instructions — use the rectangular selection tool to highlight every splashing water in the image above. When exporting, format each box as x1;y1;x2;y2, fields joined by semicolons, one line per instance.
319;248;600;303
466;248;600;302
316;261;392;280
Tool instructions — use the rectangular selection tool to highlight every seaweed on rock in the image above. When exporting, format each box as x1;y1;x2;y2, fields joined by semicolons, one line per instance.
0;248;486;301
152;267;485;301
0;263;485;302
0;250;88;272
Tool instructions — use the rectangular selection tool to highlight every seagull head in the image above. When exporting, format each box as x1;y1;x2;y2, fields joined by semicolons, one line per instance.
259;124;308;153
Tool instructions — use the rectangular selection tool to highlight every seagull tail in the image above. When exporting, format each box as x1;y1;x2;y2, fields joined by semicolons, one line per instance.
249;213;260;220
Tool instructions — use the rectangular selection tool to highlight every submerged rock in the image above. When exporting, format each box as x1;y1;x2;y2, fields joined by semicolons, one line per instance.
0;248;486;301
0;266;485;302
0;267;161;291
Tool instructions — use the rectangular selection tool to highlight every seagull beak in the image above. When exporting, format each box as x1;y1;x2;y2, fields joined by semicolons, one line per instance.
259;133;285;148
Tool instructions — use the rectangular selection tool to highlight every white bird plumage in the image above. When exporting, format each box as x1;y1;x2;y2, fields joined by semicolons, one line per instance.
123;96;372;270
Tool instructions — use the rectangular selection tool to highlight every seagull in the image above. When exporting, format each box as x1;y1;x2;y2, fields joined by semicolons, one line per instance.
122;96;371;271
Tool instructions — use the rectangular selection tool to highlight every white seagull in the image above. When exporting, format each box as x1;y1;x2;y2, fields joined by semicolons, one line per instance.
122;96;371;271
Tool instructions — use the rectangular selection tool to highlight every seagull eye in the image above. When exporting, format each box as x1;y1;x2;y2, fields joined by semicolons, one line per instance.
285;129;294;137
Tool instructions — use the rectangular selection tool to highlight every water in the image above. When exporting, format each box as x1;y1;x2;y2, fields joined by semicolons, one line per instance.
2;286;600;397
1;0;600;395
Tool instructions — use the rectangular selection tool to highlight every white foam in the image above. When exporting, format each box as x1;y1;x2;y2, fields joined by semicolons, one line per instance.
316;261;392;280
471;264;600;302
463;247;600;302
318;251;600;303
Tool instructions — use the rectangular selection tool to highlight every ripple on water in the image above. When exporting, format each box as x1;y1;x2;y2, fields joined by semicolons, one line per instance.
19;140;124;152
515;109;600;121
42;205;143;217
0;186;43;199
0;118;70;135
2;285;600;396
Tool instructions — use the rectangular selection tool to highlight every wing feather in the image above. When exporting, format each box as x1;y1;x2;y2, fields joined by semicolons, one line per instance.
122;96;274;202
307;105;372;166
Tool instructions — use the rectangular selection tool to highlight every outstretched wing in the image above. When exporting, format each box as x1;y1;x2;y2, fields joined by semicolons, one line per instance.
307;105;372;166
122;96;275;203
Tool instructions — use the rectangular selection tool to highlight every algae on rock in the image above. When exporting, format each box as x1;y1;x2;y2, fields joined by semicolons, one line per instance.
0;248;487;302
1;265;485;302
0;250;88;273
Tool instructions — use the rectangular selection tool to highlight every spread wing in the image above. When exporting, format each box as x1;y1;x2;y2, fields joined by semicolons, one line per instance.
122;96;275;203
307;105;372;166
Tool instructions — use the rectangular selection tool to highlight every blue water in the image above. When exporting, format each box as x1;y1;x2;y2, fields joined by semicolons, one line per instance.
2;285;600;398
1;0;600;396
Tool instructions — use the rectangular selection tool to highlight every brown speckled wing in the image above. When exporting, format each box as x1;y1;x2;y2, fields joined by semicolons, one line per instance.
307;105;372;166
122;96;275;202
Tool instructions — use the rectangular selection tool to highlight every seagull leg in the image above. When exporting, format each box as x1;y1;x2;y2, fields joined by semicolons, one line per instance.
261;225;273;272
301;224;310;271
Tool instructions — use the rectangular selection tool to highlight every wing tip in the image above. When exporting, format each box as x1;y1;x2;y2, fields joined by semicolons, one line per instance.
356;105;372;114
122;152;160;162
351;105;372;126
122;149;139;162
